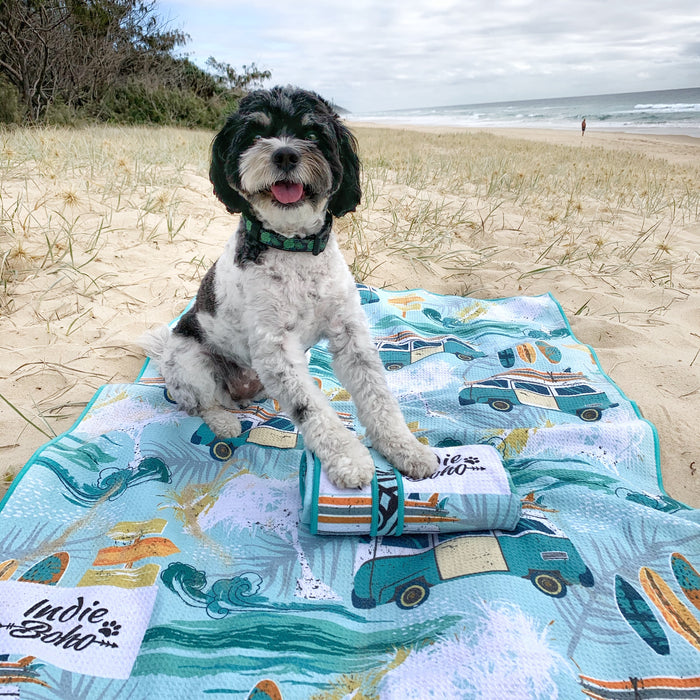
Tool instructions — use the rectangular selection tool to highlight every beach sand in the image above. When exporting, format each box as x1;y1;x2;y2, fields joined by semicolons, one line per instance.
1;124;698;506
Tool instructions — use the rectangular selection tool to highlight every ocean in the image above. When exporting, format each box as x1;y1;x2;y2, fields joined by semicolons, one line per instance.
348;87;700;137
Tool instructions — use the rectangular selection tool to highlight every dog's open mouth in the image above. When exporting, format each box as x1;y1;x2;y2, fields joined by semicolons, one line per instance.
270;181;305;205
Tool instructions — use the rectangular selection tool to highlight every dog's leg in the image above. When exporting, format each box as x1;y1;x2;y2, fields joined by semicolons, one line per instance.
161;333;242;438
199;408;242;439
250;335;375;488
328;317;437;480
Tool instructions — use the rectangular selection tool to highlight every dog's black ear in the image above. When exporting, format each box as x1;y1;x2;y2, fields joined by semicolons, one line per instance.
329;121;361;218
210;116;247;214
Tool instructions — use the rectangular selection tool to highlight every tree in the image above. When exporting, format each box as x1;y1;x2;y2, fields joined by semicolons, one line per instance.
0;0;272;126
0;0;70;120
205;58;271;95
0;0;188;121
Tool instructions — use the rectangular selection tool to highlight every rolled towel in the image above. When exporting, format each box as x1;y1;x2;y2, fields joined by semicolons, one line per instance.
300;444;521;536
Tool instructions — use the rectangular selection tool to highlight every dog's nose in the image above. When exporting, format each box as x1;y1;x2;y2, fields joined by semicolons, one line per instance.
272;146;300;173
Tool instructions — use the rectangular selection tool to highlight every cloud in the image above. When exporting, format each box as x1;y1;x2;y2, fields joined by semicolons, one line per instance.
160;0;700;112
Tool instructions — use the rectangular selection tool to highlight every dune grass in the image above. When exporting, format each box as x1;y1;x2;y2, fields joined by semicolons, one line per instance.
0;127;211;307
338;127;700;298
1;123;699;498
3;124;698;309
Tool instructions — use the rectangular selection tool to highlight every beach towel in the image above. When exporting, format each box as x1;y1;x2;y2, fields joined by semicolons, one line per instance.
1;286;699;699
300;444;521;535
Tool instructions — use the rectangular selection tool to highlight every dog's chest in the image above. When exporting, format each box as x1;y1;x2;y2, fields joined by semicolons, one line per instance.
214;244;351;356
257;251;344;326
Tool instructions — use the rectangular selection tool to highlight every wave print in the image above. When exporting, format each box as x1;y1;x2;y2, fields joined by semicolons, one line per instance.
160;562;366;622
136;612;461;677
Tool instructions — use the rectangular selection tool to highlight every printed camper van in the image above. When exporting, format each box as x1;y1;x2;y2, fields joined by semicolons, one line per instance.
376;330;485;371
191;415;301;461
191;408;353;461
459;368;618;422
351;509;594;610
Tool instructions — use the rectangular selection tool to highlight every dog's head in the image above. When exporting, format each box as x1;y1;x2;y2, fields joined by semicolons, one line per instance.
210;86;361;235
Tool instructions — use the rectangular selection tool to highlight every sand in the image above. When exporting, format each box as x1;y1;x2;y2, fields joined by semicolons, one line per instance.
352;122;700;166
1;124;698;506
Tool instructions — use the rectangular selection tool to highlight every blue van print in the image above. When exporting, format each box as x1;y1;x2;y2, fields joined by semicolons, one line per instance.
190;408;301;461
459;369;618;422
376;331;485;371
351;508;594;610
190;408;354;460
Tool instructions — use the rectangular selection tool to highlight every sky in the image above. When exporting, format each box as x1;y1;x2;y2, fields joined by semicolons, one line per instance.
158;0;700;114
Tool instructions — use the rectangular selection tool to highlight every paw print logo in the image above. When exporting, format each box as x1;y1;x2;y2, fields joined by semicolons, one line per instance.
98;620;121;638
463;457;485;470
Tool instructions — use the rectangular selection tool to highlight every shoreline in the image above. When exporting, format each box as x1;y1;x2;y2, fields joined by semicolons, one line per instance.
347;119;700;139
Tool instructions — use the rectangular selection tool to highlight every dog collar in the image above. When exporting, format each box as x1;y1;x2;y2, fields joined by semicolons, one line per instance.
241;212;332;256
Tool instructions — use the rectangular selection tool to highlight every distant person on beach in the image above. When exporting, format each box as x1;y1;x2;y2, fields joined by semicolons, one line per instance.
581;117;586;136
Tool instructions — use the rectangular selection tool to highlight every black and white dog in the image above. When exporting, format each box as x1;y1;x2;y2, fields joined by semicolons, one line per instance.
141;86;436;488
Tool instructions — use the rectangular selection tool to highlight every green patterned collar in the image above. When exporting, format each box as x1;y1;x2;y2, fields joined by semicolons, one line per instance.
242;212;332;256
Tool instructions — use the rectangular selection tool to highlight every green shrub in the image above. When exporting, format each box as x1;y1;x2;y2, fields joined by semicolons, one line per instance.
0;76;20;124
98;82;240;129
44;97;78;125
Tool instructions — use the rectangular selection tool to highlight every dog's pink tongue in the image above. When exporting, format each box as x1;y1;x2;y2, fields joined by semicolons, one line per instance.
271;182;304;204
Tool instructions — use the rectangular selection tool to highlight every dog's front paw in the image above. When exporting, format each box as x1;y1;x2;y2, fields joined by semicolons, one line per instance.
201;409;242;439
393;441;437;481
323;437;375;489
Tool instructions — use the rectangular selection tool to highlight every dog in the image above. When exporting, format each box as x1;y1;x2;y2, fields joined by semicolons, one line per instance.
140;86;436;488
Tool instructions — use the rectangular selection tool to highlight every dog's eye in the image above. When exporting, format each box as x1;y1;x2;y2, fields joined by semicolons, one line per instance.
304;130;320;142
249;126;266;141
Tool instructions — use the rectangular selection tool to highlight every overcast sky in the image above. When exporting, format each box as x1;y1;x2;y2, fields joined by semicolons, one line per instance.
159;0;700;113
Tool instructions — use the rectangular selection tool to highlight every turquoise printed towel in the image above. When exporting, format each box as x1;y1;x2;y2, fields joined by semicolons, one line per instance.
1;287;699;699
300;444;521;535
